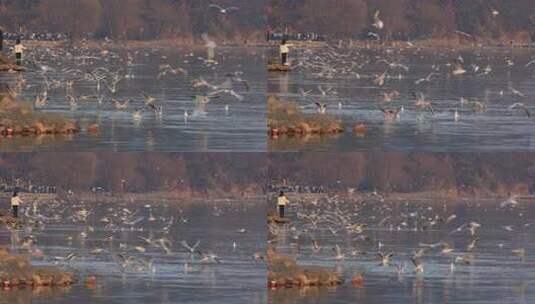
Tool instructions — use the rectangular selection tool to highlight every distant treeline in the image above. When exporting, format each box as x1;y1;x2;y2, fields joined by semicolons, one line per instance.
0;0;266;41
1;153;534;197
0;153;267;195
268;153;535;196
267;0;535;41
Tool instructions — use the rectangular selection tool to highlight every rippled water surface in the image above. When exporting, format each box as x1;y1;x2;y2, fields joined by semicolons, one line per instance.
0;45;266;152
269;46;535;152
0;198;266;304
269;196;535;303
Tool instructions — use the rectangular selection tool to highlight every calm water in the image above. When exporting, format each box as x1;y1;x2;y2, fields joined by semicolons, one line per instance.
0;198;266;304
269;46;535;152
0;45;266;152
269;196;535;303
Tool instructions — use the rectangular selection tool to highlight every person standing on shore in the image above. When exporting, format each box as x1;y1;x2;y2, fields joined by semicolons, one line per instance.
277;191;289;218
280;40;293;66
14;38;25;65
11;192;22;218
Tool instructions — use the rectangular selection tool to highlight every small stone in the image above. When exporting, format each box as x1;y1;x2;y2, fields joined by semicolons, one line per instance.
87;124;100;133
351;274;364;287
353;123;367;134
85;275;97;286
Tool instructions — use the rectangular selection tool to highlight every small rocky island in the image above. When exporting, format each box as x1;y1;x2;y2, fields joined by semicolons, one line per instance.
267;249;343;288
268;96;344;137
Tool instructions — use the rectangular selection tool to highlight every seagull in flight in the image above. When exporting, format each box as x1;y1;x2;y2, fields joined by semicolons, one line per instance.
181;240;201;254
315;101;327;114
508;103;531;117
209;4;239;14
197;250;221;264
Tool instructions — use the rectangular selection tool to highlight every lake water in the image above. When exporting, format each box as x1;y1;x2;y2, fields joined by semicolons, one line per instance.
269;46;535;152
0;45;266;152
0;198;266;304
269;195;535;303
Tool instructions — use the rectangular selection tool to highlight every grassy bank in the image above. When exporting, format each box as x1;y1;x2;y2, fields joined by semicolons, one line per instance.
268;96;344;137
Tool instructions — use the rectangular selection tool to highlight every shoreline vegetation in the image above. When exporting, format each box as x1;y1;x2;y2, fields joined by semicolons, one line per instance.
11;34;535;51
270;191;535;205
298;34;535;49
0;191;264;206
0;93;79;137
2;188;531;208
2;36;533;54
0;246;76;289
267;249;343;288
17;35;270;50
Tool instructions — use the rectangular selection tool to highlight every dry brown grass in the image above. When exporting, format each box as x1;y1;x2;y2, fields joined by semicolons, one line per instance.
0;248;76;288
267;249;343;288
268;95;343;137
0;94;78;136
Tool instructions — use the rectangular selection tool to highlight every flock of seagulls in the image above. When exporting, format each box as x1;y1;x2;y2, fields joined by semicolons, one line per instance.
7;199;264;276
286;42;535;123
269;191;532;281
4;23;251;128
